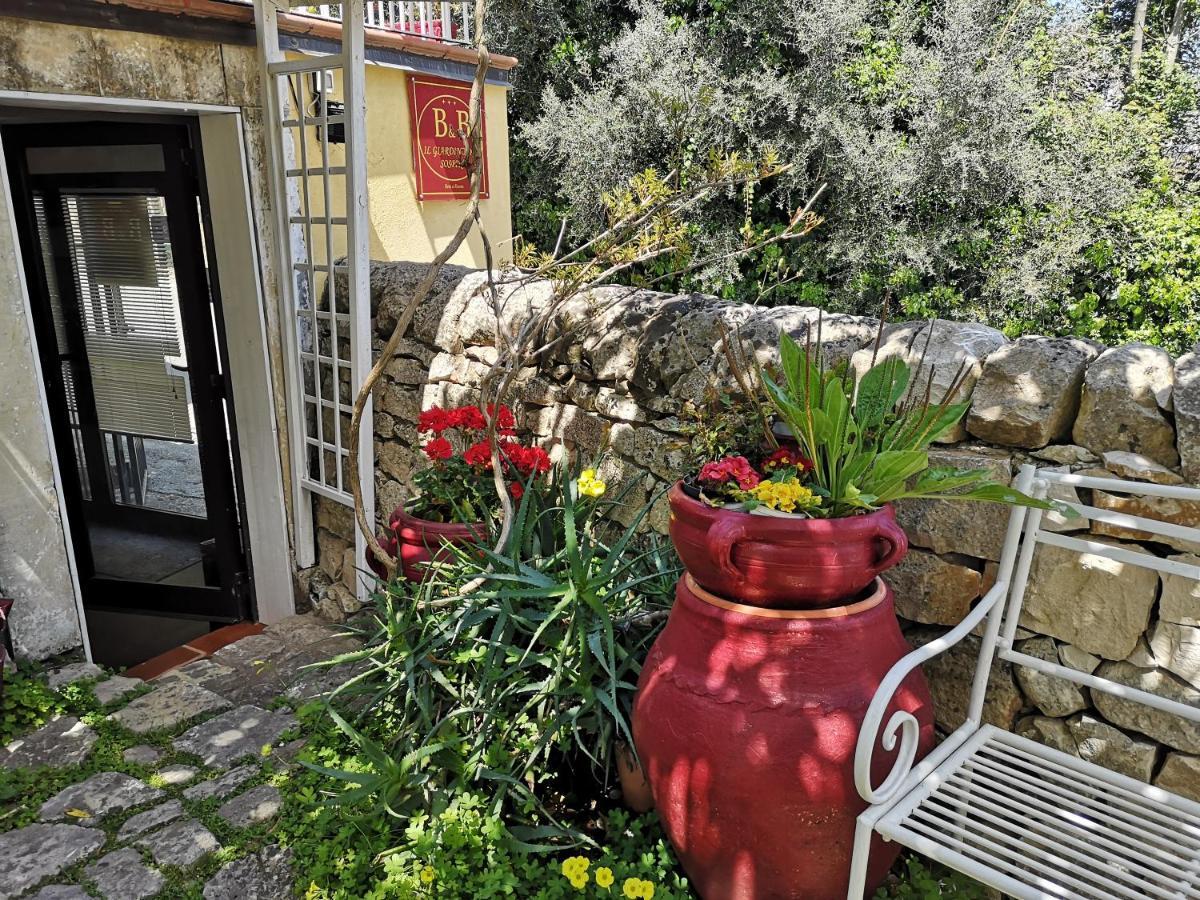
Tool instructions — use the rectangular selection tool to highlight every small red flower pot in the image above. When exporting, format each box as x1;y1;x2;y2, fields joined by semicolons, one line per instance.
668;482;908;608
367;506;484;583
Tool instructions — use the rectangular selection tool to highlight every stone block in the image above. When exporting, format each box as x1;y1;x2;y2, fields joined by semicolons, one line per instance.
1175;346;1200;482
966;336;1098;448
1089;488;1200;554
1073;343;1178;467
895;448;1013;561
1092;661;1200;753
1101;450;1184;484
1020;538;1158;660
1068;714;1159;781
1161;554;1200;625
1015;636;1089;717
1155;752;1200;802
889;550;982;626
851;319;1008;442
1149;620;1200;690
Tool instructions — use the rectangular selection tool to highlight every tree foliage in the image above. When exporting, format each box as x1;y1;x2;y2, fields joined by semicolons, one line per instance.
500;0;1200;355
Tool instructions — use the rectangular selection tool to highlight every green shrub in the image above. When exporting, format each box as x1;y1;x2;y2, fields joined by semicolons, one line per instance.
1;663;65;744
310;460;679;840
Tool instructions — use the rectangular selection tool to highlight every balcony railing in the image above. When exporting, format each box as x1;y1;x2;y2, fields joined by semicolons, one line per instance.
303;2;473;45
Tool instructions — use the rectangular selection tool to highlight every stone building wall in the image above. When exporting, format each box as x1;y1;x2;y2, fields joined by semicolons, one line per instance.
311;261;1200;801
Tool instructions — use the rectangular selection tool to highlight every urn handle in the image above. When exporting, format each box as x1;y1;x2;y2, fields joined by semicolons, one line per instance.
707;517;750;588
866;516;908;579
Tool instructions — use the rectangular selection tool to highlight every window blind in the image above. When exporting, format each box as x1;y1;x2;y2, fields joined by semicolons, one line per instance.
55;193;195;443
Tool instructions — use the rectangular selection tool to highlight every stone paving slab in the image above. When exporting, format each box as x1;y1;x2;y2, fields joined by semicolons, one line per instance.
135;817;221;868
155;658;238;693
40;771;163;825
211;633;288;670
93;674;143;705
173;705;297;768
28;886;93;900
2;716;96;770
202;845;295;900
47;662;103;689
117;799;185;841
0;824;106;896
158;763;199;785
110;680;232;734
182;764;258;802
84;847;164;900
122;744;162;765
218;784;282;828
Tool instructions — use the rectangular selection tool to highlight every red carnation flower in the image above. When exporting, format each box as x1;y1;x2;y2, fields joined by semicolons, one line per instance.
422;437;453;461
503;442;551;476
463;440;493;469
509;481;524;501
418;405;451;434
451;405;487;431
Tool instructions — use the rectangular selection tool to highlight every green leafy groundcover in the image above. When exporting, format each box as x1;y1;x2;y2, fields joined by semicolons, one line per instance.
277;702;985;899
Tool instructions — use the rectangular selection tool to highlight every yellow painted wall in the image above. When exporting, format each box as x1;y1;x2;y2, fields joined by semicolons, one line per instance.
288;57;512;268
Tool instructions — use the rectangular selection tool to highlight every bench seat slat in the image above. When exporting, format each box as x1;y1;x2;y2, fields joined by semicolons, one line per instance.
878;726;1200;900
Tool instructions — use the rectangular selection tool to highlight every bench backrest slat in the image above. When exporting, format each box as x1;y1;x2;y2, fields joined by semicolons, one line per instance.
973;464;1200;726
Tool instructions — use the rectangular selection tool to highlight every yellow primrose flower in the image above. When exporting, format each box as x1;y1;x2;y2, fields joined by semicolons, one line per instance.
750;477;820;514
569;871;590;890
419;866;436;884
577;469;607;498
596;867;615;890
562;856;590;880
623;878;643;899
641;882;655;899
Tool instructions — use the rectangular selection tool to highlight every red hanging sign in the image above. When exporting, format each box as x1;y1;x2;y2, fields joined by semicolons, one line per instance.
408;74;489;201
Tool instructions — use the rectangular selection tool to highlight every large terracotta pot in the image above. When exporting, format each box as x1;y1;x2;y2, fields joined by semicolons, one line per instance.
633;575;934;900
668;483;908;608
367;505;484;582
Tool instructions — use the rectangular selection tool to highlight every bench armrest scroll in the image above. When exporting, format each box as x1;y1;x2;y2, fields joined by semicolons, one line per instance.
853;580;1008;806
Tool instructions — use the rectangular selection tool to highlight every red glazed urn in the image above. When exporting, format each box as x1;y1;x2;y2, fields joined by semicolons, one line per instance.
367;505;484;583
668;483;908;608
632;575;934;900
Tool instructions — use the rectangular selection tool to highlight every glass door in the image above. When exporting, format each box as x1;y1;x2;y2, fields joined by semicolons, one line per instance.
4;122;249;624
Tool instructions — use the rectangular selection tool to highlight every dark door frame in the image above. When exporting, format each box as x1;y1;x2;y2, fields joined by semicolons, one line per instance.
3;120;253;623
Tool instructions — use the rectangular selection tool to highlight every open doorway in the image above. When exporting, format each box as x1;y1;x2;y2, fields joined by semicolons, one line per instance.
3;117;254;668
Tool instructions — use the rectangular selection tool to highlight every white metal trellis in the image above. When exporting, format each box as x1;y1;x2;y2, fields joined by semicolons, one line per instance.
254;0;373;600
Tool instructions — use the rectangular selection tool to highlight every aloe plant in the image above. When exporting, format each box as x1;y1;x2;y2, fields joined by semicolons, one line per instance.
761;329;1057;518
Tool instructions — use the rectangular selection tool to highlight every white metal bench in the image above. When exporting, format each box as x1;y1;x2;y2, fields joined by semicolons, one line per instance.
849;463;1200;899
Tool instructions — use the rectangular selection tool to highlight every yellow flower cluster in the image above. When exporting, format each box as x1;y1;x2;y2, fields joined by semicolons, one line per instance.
563;856;591;890
578;468;607;498
751;477;820;514
560;857;652;895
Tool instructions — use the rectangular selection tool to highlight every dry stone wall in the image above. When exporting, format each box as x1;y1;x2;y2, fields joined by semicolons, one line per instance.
308;261;1200;802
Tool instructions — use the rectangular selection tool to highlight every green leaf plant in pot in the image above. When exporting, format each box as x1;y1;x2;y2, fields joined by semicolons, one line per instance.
668;321;1062;608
